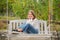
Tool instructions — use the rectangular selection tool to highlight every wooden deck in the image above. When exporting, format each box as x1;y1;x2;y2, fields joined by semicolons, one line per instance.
9;34;51;40
0;30;60;40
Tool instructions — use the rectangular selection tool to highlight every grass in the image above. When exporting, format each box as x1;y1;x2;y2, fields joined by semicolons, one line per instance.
0;16;20;20
0;16;20;30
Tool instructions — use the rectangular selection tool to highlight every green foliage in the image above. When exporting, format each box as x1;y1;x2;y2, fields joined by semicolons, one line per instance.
53;0;60;21
0;0;7;16
8;0;48;20
0;0;60;20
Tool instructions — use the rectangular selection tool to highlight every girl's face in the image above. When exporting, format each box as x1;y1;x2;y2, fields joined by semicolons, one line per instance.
28;12;34;19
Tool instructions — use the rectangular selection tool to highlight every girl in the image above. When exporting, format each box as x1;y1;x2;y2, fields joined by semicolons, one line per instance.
17;10;39;34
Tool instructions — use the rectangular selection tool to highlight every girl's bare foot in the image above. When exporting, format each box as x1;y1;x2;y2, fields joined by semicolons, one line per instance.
17;29;23;32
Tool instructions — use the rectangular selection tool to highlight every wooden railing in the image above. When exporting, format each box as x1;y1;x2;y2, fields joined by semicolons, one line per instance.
8;19;51;35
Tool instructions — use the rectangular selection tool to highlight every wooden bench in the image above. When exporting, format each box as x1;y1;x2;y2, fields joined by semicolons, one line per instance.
8;19;51;35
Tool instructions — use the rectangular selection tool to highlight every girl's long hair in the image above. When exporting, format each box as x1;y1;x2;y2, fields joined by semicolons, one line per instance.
28;10;36;20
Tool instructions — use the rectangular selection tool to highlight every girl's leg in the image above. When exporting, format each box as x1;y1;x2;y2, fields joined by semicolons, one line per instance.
23;24;38;34
17;23;28;32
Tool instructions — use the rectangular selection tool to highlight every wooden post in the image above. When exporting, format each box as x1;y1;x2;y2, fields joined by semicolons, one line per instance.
48;0;53;33
44;21;48;34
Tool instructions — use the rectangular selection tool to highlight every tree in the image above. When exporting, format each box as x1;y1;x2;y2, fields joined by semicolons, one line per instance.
0;0;7;16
